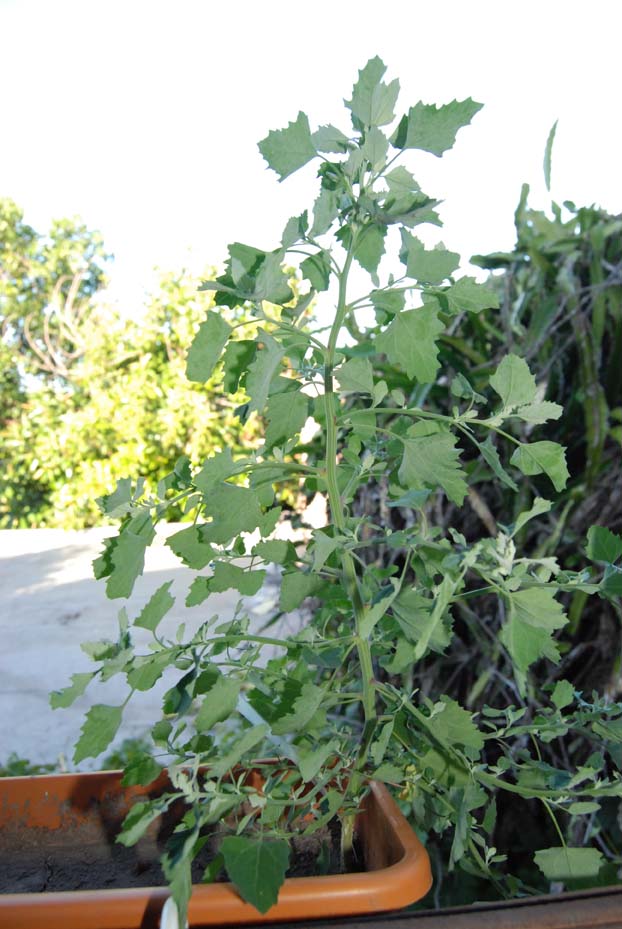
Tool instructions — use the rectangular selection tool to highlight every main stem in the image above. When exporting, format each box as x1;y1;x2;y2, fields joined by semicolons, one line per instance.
323;242;377;771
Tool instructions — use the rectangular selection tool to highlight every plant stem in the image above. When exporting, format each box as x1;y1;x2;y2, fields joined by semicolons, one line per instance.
323;240;377;782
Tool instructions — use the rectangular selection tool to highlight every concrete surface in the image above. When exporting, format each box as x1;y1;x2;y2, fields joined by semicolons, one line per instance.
0;525;297;769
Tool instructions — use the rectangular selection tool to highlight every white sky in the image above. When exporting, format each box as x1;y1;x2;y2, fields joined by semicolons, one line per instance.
1;0;621;312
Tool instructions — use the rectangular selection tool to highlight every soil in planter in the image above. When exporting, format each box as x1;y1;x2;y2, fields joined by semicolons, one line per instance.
0;800;359;893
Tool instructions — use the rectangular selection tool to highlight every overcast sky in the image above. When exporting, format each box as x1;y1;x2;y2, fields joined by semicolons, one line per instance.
1;0;620;310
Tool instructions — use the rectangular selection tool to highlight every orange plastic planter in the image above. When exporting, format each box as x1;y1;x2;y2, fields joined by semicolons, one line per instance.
0;770;431;928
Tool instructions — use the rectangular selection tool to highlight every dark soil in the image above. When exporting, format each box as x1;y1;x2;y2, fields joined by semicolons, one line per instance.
0;799;350;893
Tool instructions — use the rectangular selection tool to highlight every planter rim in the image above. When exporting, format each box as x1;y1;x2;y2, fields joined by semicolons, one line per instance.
0;768;432;928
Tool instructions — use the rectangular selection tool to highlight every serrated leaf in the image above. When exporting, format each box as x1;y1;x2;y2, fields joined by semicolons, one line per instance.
510;441;569;492
399;425;467;506
534;846;603;882
280;572;320;611
501;588;567;679
254;251;293;304
393;588;452;655
346;56;400;128
354;224;386;275
166;525;215;570
586;526;622;564
186;311;232;383
490;354;537;410
221;836;290;913
377;306;444;383
300;250;332;291
337;357;374;394
433;697;484;752
117;797;169;846
245;331;285;414
310;189;339;236
194;448;236;495
104;515;156;600
121;754;162;787
50;672;95;709
127;652;170;691
195;676;241;731
210;724;269;779
385;166;420;195
551;680;575;709
444;276;500;314
272;682;325;735
311;530;341;572
134;582;174;632
392;98;483;156
96;477;138;518
74;704;123;763
602;564;622;598
312;124;349;153
514;401;563;424
512;497;552;536
252;539;294;565
258;111;317;181
477;436;518;491
359;579;401;638
372;763;404;783
370;287;405;316
222;340;257;393
400;232;460;283
209;562;266;596
298;740;339;783
202;483;265;545
264;390;308;449
361;126;389;170
281;212;308;249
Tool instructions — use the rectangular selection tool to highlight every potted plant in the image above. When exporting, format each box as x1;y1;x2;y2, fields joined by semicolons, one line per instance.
2;57;621;929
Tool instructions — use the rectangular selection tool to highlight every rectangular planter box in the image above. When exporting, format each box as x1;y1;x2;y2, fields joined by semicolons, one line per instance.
0;769;432;928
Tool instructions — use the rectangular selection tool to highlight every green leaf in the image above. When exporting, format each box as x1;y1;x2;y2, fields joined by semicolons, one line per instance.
501;588;567;679
264;390;308;449
127;652;170;691
490;354;537;409
166;525;215;569
433;697;484;752
370;287;405;316
280;572;320;611
272;682;325;735
443;276;500;314
354;224;386;275
392;98;483;156
514;401;563;424
400;232;460;283
337;357;374;394
543;120;558;192
602;564;622;598
393;588;452;655
258;111;317;181
510;441;569;492
186;311;232;383
209;562;266;596
96;477;141;518
359;580;401;638
534;846;603;882
117;798;169;846
478;436;518;491
385;165;420;195
512;497;552;536
586;526;622;564
361;127;389;170
311;124;349;154
377;306;444;382
195;676;242;731
202;483;265;544
194;448;236;495
103;515;156;600
551;680;575;709
50;672;94;709
210;724;269;778
221;836;290;914
311;530;341;572
252;539;294;565
310;189;339;236
121;753;162;787
298;740;339;783
245;331;285;414
300;250;331;291
399;424;468;506
254;252;293;304
281;213;308;248
134;582;174;632
346;56;400;128
222;340;257;393
73;704;123;763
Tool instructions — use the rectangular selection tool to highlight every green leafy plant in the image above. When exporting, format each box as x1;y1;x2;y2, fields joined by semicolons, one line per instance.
54;58;622;920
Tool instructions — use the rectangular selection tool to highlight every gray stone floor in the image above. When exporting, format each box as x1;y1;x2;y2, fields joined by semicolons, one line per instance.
0;525;291;770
